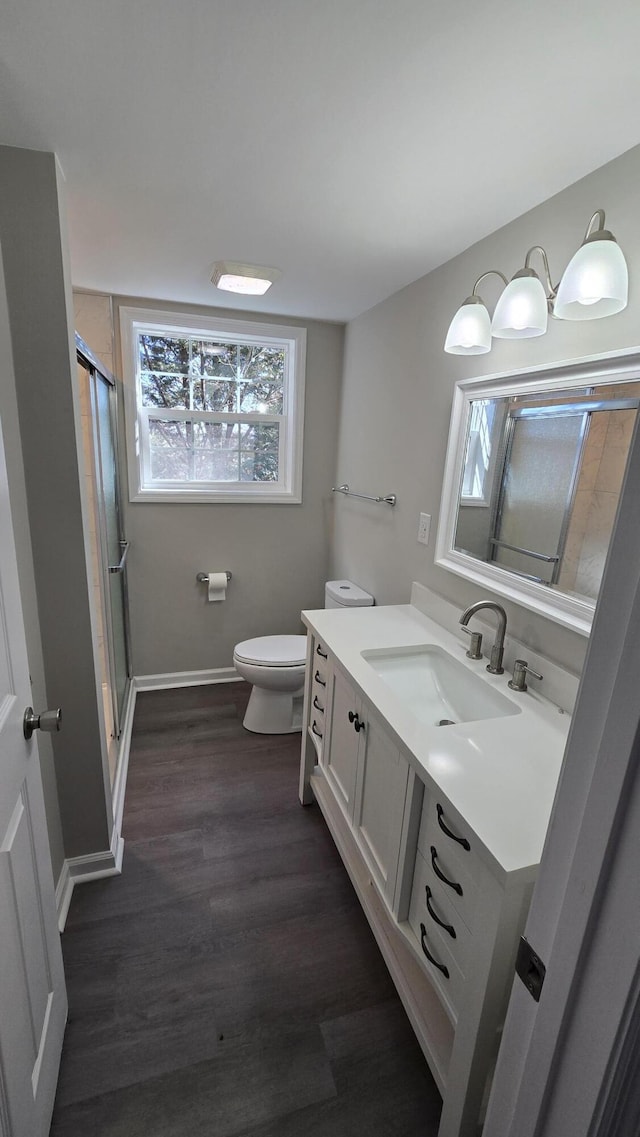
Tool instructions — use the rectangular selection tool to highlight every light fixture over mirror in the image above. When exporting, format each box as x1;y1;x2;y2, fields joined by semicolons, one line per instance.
554;211;629;320
435;349;640;634
443;271;507;355
444;210;629;355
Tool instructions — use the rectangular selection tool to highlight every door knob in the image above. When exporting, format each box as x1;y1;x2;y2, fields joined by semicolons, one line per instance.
23;707;62;740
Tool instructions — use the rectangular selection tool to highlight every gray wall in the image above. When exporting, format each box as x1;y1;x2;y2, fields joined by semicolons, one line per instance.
113;296;344;676
332;143;640;675
0;146;112;861
0;240;66;882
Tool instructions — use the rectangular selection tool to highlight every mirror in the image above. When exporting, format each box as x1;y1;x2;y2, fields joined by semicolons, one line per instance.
435;351;640;634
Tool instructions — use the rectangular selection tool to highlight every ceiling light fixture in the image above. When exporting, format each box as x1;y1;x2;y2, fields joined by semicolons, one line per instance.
444;210;628;355
211;261;281;296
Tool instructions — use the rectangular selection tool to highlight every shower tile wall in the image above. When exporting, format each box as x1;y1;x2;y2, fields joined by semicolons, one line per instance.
74;291;114;373
560;406;637;600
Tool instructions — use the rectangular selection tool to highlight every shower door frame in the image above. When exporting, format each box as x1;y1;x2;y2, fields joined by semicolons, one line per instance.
76;336;132;742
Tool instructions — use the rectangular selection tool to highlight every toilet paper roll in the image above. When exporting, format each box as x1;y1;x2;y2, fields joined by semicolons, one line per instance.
207;572;228;602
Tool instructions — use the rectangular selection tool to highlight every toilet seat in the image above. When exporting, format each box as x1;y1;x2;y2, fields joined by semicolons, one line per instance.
234;635;307;668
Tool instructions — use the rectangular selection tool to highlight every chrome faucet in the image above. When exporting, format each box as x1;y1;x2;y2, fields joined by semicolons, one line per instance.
460;601;507;675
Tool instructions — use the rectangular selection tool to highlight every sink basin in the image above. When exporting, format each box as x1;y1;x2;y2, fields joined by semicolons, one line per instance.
361;644;521;727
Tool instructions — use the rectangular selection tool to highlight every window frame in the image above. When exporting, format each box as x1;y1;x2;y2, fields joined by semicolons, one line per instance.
119;306;306;503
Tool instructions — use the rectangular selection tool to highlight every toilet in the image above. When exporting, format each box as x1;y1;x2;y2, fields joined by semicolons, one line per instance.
233;579;374;734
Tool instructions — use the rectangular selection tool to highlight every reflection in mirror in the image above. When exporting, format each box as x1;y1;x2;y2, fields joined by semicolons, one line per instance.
455;383;639;605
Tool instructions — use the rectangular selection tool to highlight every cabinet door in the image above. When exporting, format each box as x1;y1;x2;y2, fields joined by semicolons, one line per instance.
324;667;361;820
353;706;409;905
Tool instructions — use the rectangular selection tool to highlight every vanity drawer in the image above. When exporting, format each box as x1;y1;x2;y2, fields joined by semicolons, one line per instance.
407;851;467;1015
409;849;472;978
418;799;481;931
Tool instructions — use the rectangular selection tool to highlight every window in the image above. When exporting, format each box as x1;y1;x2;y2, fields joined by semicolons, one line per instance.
120;307;306;502
461;399;497;505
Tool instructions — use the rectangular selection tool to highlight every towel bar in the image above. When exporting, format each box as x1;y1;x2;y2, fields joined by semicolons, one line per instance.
332;483;396;506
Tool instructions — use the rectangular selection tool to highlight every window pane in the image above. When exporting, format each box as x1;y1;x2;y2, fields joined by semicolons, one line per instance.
238;423;280;449
193;379;238;412
244;347;285;383
139;334;189;373
194;449;240;481
148;419;191;480
139;335;190;374
240;450;279;482
192;422;239;450
239;382;283;413
240;423;280;482
141;373;191;409
190;342;237;379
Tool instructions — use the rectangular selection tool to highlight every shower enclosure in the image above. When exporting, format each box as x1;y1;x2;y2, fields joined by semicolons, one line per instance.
76;336;131;785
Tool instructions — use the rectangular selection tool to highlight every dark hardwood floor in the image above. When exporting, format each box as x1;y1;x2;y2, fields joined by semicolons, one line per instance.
50;682;442;1136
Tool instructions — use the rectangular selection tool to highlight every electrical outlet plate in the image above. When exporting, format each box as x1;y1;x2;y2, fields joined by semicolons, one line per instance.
418;513;431;545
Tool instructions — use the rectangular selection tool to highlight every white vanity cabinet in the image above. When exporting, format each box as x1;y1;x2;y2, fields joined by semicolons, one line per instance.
298;607;563;1137
301;641;409;907
328;664;409;905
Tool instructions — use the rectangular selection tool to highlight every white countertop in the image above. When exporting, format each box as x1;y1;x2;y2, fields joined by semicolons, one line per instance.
302;603;571;879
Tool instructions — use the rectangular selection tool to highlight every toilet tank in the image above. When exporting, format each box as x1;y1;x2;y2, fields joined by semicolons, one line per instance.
324;580;374;609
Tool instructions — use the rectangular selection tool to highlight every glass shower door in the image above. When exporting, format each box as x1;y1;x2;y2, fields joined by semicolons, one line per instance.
491;410;586;584
92;371;130;733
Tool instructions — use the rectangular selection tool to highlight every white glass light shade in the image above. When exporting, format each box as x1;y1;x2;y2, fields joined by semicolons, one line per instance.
444;298;491;355
211;261;280;295
491;274;548;339
554;239;628;320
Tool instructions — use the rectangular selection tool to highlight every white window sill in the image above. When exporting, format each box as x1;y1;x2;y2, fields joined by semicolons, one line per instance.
130;488;302;504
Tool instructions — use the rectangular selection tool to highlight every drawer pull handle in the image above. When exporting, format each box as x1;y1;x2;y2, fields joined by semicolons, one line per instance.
314;670;326;687
316;645;328;658
425;885;456;938
348;710;356;722
430;846;463;896
311;720;323;739
420;923;449;978
437;803;471;851
313;695;324;712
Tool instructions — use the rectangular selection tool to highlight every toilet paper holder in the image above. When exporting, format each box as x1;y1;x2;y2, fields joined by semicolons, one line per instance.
197;572;232;584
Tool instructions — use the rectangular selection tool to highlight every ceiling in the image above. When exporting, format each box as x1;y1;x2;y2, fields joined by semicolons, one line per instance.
2;0;640;323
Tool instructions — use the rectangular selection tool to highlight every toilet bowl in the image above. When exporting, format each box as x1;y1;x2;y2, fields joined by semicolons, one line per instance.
233;635;307;734
234;580;374;734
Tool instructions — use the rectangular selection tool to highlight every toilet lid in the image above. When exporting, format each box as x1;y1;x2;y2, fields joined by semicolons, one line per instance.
234;635;307;667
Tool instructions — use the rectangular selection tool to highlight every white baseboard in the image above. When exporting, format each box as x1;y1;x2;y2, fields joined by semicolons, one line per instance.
55;862;73;932
55;825;124;932
111;678;137;841
134;666;242;691
56;681;136;932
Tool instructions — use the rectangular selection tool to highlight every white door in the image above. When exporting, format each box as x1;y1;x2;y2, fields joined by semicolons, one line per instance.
0;418;67;1136
483;414;640;1136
